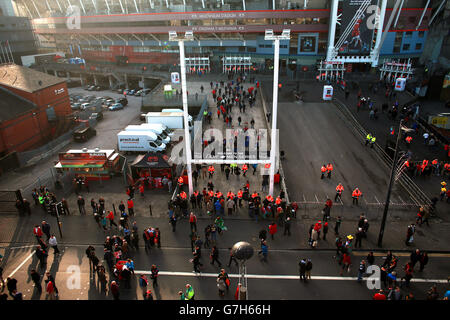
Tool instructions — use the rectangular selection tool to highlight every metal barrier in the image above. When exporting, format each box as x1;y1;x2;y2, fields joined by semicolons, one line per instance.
333;98;432;211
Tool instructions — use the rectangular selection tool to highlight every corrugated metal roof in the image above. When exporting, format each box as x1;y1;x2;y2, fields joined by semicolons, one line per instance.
0;63;65;93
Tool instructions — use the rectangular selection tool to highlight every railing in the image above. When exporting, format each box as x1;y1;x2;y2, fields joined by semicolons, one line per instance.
333;98;433;211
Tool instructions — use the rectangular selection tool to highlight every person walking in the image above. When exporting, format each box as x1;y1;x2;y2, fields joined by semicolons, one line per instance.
268;222;277;240
192;248;203;273
322;222;329;240
227;247;239;268
45;272;59;298
284;217;292;236
334;216;342;235
189;212;197;232
216;274;227;297
326;163;333;179
355;228;364;248
110;281;120;300
127;198;134;216
405;224;415;246
150;264;159;287
48;235;60;255
185;284;195;300
305;259;313;281
30;269;41;292
259;240;268;262
299;258;307;282
41;221;51;241
352;188;362;205
357;260;366;283
419;251;428;272
321;164;327;179
335;183;344;202
139;274;148;298
106;210;118;229
210;246;222;267
77;196;86;215
400;261;414;288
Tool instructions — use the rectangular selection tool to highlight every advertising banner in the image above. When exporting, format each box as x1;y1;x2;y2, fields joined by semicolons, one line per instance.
338;0;377;55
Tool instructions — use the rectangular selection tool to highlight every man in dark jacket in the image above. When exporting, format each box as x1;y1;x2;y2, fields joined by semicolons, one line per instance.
41;221;51;241
299;259;307;282
30;269;41;292
410;249;421;268
355;228;364;248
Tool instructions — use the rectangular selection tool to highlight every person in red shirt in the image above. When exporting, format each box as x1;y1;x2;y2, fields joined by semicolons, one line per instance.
268;222;277;240
127;199;134;216
139;184;145;197
373;290;387;300
321;165;327;179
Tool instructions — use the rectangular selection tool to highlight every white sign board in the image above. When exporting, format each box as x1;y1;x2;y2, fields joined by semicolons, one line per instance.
164;84;173;92
322;85;333;101
171;72;180;84
395;78;406;92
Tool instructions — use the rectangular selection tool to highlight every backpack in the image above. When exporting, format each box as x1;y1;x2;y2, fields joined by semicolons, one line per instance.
139;277;148;287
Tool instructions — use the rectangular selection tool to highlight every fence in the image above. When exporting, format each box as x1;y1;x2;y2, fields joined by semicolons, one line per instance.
0;190;21;214
16;123;85;168
333;98;432;211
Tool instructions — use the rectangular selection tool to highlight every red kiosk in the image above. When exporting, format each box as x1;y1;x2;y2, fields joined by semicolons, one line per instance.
129;152;174;188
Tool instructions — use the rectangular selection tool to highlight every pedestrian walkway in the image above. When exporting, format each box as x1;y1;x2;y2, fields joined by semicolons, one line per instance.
167;77;281;203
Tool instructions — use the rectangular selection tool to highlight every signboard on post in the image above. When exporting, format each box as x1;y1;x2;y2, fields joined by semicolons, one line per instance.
323;85;333;100
171;72;180;84
338;0;376;55
395;78;406;91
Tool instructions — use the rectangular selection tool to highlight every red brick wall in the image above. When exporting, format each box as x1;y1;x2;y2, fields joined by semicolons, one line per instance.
0;109;49;154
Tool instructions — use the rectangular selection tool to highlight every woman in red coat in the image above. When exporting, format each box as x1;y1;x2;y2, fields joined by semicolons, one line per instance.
340;253;352;275
268;223;277;240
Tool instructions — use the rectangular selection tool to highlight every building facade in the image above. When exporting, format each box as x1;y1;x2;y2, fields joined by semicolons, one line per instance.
10;0;439;72
0;15;38;64
0;64;72;155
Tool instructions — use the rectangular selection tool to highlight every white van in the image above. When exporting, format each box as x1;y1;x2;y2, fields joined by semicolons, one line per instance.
117;131;166;153
124;124;171;144
145;112;193;130
161;109;194;123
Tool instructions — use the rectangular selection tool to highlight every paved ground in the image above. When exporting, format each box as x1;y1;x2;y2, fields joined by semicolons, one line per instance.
278;101;412;220
1;211;450;300
1;72;450;301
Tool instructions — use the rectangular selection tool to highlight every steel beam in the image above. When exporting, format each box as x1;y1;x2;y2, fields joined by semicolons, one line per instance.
79;0;86;14
416;0;430;30
429;0;447;26
115;33;129;45
393;0;404;28
131;33;144;46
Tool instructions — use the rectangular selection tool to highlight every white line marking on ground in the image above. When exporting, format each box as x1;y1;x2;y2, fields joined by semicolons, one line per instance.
134;271;449;283
7;252;34;278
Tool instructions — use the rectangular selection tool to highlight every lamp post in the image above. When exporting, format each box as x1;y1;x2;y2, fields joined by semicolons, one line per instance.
169;31;194;195
231;241;254;300
264;29;291;196
377;119;404;247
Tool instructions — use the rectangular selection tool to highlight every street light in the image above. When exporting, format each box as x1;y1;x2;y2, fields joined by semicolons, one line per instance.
169;31;194;195
231;241;254;300
377;119;412;247
264;29;291;196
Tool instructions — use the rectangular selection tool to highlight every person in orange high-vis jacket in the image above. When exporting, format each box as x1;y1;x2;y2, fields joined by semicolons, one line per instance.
242;164;248;177
352;188;362;205
327;163;333;179
335;183;344;202
237;189;243;207
178;176;184;187
208;166;215;178
321;165;327;179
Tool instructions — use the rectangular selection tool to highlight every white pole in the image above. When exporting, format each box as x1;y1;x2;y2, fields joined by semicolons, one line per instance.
179;39;194;196
269;37;279;196
371;0;387;67
326;0;339;61
7;41;14;63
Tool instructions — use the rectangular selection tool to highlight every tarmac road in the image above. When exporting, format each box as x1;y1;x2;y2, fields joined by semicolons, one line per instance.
277;101;412;219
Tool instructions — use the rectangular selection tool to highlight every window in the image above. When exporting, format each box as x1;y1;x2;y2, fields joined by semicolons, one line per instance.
404;31;413;37
247;47;256;53
402;43;410;51
418;31;425;38
415;43;422;50
264;44;272;48
280;45;288;48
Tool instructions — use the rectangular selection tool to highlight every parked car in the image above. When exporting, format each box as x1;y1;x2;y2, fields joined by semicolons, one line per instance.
89;112;103;121
87;85;96;91
85;95;96;102
71;102;81;110
73;126;96;142
80;103;91;110
109;103;123;111
105;99;115;106
140;88;151;96
116;97;128;106
128;89;136;96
